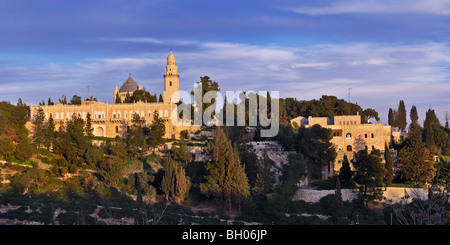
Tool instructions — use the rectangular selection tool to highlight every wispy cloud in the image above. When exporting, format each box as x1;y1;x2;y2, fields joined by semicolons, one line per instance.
282;0;450;16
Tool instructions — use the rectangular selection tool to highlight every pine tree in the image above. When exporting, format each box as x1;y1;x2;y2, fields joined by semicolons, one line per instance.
148;110;165;149
159;94;164;103
32;107;46;148
44;114;55;150
126;113;146;156
384;143;394;187
201;127;250;212
295;124;337;180
398;123;435;185
410;105;418;124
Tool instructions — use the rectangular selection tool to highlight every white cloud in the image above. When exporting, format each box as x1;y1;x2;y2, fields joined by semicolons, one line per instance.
283;0;450;16
291;62;335;69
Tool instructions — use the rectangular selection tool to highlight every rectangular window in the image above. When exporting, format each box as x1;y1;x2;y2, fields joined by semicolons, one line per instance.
371;133;374;138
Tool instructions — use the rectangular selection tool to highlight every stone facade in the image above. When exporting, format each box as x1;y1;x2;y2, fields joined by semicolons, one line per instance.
27;51;199;139
291;114;393;178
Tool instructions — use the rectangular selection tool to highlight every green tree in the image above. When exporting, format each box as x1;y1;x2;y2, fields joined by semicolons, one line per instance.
59;95;67;105
15;132;34;161
161;153;190;204
295;124;337;180
410;105;419;124
398;123;435;185
131;90;157;103
277;152;307;205
115;92;122;104
44;113;56;150
158;94;164;103
85;145;104;167
333;178;344;224
0;135;15;157
275;123;296;151
353;149;387;207
362;108;380;123
200;128;250;212
31;107;46;148
169;139;193;167
191;76;220;116
384;143;394;187
252;151;276;198
70;95;82;105
85;113;94;143
148;111;165;149
339;155;353;186
397;100;407;131
388;108;395;127
126;113;146;156
124;92;132;103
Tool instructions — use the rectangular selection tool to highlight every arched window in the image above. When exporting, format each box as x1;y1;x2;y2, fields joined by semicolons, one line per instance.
170;81;172;86
347;145;352;151
346;133;352;139
115;126;119;133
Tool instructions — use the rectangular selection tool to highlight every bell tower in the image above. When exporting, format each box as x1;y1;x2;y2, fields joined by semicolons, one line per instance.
163;50;180;103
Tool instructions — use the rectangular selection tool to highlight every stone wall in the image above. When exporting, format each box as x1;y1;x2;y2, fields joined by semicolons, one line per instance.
292;187;446;204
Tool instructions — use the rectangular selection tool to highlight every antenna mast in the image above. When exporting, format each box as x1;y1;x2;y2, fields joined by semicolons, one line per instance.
348;87;352;103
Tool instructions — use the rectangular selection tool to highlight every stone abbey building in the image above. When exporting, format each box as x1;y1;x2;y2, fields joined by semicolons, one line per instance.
28;51;197;139
290;114;395;179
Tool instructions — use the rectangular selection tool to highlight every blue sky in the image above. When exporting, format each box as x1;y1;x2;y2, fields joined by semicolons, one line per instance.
0;0;449;125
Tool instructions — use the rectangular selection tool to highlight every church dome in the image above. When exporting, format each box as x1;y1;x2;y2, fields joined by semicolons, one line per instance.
119;75;139;93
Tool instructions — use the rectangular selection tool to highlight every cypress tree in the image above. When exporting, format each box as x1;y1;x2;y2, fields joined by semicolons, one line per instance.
410;105;418;124
161;153;176;201
339;154;352;186
384;143;394;187
397;100;407;131
423;109;440;148
333;178;344;224
388;108;395;127
115;92;122;104
85;113;94;141
161;153;190;204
